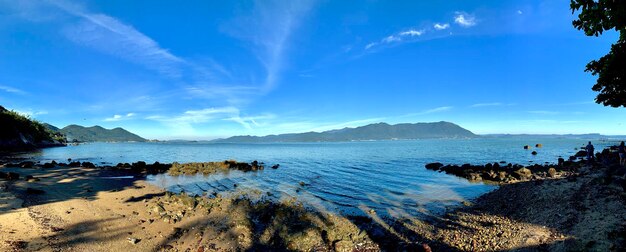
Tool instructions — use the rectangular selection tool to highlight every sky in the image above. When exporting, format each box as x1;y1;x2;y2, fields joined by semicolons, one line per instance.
1;0;625;139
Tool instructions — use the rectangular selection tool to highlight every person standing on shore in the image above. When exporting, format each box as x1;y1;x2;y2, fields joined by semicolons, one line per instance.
586;141;595;163
618;141;625;166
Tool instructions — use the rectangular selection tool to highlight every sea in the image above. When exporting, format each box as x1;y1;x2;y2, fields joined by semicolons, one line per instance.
12;137;618;218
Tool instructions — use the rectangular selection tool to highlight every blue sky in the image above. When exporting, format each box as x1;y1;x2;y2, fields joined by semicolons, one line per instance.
1;0;625;139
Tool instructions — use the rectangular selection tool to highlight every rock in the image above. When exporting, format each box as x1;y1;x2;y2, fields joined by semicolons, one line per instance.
574;150;587;157
425;162;444;170
524;145;530;150
127;237;140;244
497;171;507;181
535;144;543;148
42;162;55;168
19;161;34;168
26;188;45;194
271;164;280;169
548;168;557;178
513;168;532;180
179;195;197;210
81;162;96;168
422;243;432;252
7;172;19;180
531;151;538;155
468;173;482;181
334;240;353;251
152;204;166;215
558;158;565;166
132;161;147;170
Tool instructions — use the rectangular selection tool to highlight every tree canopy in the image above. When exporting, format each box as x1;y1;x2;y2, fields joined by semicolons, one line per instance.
571;0;626;107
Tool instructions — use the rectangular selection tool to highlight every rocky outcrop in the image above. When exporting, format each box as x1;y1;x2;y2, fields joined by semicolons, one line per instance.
425;159;575;184
426;146;622;185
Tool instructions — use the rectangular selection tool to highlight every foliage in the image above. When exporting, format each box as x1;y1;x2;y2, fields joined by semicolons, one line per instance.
571;0;626;107
0;106;65;147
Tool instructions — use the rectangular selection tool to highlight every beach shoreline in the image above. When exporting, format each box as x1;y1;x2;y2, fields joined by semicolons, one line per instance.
0;151;625;251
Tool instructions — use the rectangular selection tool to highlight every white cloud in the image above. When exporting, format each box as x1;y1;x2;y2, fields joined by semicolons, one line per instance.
104;113;136;121
433;23;450;30
517;10;523;15
365;29;425;50
382;35;400;43
365;42;378;50
399;29;424;36
0;85;26;94
454;12;477;27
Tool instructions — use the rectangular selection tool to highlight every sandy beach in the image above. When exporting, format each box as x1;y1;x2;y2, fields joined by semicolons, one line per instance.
0;155;625;251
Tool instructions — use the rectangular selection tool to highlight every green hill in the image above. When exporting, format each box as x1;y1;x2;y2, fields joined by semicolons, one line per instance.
60;125;146;142
214;121;477;143
0;105;66;151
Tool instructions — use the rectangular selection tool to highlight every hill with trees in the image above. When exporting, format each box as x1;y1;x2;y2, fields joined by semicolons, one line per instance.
59;125;146;142
0;105;66;151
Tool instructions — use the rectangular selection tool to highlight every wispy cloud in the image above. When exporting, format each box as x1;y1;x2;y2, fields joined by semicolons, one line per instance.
433;23;450;30
402;106;454;117
223;0;316;93
454;12;477;27
365;29;425;50
49;0;186;77
0;85;26;94
470;102;503;108
423;106;453;114
528;110;559;115
104;112;136;122
147;107;275;131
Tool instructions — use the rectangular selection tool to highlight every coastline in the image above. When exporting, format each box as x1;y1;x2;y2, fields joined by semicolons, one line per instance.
0;151;625;251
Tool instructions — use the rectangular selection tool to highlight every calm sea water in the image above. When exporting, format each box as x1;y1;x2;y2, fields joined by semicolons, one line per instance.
15;138;614;218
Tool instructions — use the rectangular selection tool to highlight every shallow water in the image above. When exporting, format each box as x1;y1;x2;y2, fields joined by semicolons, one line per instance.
15;138;614;217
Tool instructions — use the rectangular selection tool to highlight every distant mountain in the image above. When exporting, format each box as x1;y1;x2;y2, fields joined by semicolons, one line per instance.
59;125;146;142
0;105;66;151
481;133;623;139
214;121;476;143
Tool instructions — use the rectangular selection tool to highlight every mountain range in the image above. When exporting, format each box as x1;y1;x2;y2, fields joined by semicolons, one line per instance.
48;124;147;142
212;121;477;143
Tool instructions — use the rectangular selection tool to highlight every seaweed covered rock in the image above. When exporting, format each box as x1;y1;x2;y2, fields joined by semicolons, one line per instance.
168;160;266;175
513;168;532;180
425;162;444;170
